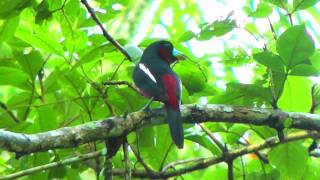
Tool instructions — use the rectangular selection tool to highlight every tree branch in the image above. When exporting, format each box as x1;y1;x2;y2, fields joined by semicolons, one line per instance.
114;131;320;179
80;0;132;61
2;131;319;179
1;151;103;180
1;104;320;155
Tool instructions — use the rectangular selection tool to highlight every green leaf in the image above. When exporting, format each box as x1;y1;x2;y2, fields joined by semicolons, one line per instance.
37;106;57;131
6;92;33;122
75;44;118;67
75;47;103;67
0;67;29;86
15;50;43;81
178;31;195;42
197;19;235;41
0;15;20;41
310;50;320;70
44;70;61;94
276;24;315;67
271;70;287;100
293;0;319;11
0;0;33;19
278;76;312;112
49;166;67;179
15;26;65;56
249;3;273;18
185;134;220;155
253;51;285;72
176;62;207;94
135;127;155;148
0;42;13;59
268;142;309;178
265;0;289;10
35;1;52;24
290;64;319;76
226;124;248;144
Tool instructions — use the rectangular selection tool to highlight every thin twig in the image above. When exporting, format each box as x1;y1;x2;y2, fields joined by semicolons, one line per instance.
123;141;131;180
239;156;246;180
199;123;226;152
159;143;173;171
161;157;208;172
1;151;103;180
104;81;141;95
227;160;234;180
288;13;293;26
51;0;67;13
0;101;19;123
129;144;154;172
80;0;132;61
267;18;277;40
310;84;318;113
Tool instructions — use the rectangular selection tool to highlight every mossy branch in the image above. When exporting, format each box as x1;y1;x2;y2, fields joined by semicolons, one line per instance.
1;104;320;155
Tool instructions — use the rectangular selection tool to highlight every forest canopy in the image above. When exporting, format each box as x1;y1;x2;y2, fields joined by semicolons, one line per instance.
0;0;320;179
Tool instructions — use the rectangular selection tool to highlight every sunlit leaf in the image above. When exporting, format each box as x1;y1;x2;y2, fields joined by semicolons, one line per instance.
278;76;312;112
293;0;319;11
290;64;319;76
178;30;196;42
269;142;309;178
253;51;285;72
249;3;273;18
276;24;315;67
0;15;20;41
0;67;29;86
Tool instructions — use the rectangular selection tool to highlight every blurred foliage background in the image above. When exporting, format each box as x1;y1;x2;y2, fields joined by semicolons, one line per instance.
1;0;320;179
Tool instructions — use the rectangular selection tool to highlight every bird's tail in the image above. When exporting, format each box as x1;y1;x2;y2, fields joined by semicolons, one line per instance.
165;104;184;149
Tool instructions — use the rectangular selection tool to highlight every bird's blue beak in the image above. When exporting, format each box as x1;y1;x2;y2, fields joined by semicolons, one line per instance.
172;49;187;60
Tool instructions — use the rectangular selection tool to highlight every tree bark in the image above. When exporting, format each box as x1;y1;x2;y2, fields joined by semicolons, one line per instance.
1;104;320;155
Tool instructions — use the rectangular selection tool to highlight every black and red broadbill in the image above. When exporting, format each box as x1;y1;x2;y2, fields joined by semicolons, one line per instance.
133;40;186;149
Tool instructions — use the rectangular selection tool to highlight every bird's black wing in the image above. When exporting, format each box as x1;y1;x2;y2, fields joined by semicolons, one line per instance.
133;63;167;102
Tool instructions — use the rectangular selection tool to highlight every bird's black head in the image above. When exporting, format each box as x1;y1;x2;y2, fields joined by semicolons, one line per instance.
141;40;186;64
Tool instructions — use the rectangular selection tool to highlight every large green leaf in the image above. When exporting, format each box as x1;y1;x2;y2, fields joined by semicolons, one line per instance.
15;50;43;81
226;124;248;144
0;0;33;19
253;51;285;72
36;106;57;131
278;76;312;112
276;25;315;67
268;142;309;179
185;134;220;155
0;67;29;86
197;19;236;41
310;50;320;70
35;0;52;24
265;0;288;10
0;43;13;60
249;3;273;18
293;0;319;11
178;30;196;42
0;15;20;41
290;64;319;76
175;62;208;94
15;26;64;56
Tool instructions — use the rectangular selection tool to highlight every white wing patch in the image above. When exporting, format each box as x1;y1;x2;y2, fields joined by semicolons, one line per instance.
138;63;157;83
